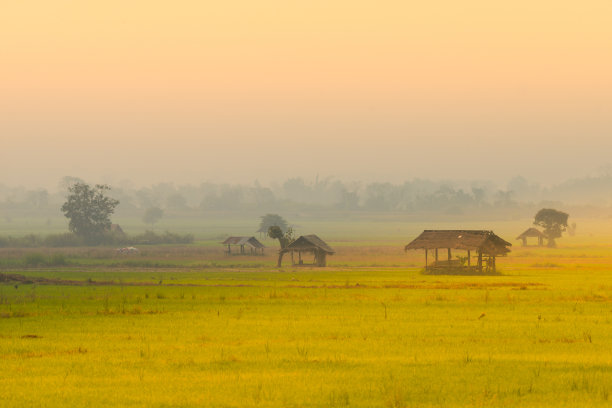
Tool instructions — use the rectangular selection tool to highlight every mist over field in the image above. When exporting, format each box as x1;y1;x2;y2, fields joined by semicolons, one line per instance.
0;172;611;244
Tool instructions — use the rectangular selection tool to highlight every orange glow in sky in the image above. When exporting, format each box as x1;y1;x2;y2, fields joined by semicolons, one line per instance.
1;1;611;187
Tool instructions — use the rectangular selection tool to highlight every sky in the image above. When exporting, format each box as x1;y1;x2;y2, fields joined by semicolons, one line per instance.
1;0;611;189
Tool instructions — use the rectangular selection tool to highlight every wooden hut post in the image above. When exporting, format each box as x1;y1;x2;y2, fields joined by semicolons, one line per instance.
477;251;483;272
319;251;327;267
298;251;302;265
467;250;471;266
435;248;439;262
227;244;231;254
425;249;428;270
448;248;452;266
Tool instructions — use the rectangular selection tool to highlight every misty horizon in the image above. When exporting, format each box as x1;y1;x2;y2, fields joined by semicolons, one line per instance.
4;154;612;192
0;170;610;193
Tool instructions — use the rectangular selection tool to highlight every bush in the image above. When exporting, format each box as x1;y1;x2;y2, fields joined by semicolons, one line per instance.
0;230;193;248
0;235;44;248
44;233;83;247
23;253;47;266
49;253;68;266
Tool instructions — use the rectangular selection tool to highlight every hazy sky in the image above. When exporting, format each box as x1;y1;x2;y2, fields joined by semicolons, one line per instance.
2;1;611;189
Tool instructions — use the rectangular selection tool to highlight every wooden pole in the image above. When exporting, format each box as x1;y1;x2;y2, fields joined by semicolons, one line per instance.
448;248;452;266
467;250;471;266
320;252;327;267
478;251;483;272
425;249;428;270
435;248;439;262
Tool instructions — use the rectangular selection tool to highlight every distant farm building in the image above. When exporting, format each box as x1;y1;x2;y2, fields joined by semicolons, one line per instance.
222;236;266;255
109;224;125;235
516;228;545;247
116;246;139;254
278;235;334;267
404;230;511;274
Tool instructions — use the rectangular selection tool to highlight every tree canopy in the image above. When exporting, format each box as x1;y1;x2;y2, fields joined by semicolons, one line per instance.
61;183;119;244
534;208;569;247
268;226;295;249
142;206;164;227
258;214;288;233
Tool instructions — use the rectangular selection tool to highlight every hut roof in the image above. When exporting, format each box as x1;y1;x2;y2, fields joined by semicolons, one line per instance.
109;224;125;234
404;230;511;256
222;236;266;249
281;235;335;254
516;227;545;240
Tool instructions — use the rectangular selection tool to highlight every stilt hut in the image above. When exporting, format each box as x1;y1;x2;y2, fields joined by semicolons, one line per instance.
404;230;511;274
516;228;545;247
222;237;266;255
278;235;334;267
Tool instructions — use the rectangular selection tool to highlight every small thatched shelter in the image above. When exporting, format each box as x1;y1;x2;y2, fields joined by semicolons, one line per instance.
109;224;125;235
222;236;266;255
404;230;511;273
516;228;545;247
278;235;334;267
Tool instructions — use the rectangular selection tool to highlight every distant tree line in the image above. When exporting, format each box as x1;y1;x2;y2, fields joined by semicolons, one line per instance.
3;174;612;218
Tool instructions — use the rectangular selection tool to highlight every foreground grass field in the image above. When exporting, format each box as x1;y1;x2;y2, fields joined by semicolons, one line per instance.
2;228;612;407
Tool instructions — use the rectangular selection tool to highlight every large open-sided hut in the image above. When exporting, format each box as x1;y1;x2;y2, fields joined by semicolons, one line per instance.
222;236;266;255
516;227;545;247
404;230;511;273
278;235;334;267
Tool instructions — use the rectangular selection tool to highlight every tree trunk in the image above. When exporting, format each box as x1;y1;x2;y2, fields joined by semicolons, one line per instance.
277;252;284;267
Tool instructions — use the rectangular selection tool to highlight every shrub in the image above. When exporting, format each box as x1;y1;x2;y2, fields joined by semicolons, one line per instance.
49;253;68;266
44;233;83;247
0;235;44;248
0;230;193;248
23;253;47;266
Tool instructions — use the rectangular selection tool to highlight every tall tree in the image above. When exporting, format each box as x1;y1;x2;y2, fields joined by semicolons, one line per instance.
61;183;119;244
268;226;296;267
534;208;569;247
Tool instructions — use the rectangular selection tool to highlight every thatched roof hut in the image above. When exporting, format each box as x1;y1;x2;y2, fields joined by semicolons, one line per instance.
516;228;545;246
278;235;334;267
222;236;266;255
404;230;511;273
